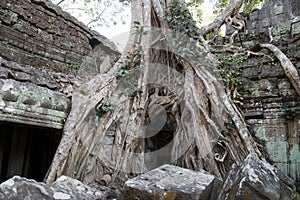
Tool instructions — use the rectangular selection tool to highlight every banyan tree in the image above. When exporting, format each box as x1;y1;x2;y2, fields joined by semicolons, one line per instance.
45;0;300;186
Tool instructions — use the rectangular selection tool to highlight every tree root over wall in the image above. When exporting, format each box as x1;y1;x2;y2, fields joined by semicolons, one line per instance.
45;0;274;186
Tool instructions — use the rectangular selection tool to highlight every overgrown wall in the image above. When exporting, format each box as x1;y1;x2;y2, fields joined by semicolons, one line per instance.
235;0;300;185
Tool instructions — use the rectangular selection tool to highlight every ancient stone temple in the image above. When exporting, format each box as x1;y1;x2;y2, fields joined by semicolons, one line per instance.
0;0;300;196
0;0;119;182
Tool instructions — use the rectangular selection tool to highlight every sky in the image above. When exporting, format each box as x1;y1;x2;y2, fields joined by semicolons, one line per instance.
100;0;216;37
101;0;216;51
51;0;216;51
100;5;131;51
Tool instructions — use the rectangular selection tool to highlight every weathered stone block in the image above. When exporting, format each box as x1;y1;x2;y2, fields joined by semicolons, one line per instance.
0;175;108;200
274;2;284;15
217;154;300;200
122;165;222;200
0;67;9;79
291;17;300;36
10;71;31;81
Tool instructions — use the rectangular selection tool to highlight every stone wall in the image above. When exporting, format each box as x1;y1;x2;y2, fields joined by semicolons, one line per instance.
0;0;119;75
234;0;300;185
0;0;119;129
244;0;299;41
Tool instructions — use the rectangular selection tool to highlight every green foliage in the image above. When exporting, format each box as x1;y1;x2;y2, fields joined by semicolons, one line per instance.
190;0;204;4
60;115;68;123
213;0;228;13
165;3;204;60
288;108;300;119
216;52;245;96
283;103;300;120
166;3;199;40
226;117;234;130
73;63;81;70
214;0;263;14
48;19;55;23
115;69;130;77
133;21;145;35
64;63;81;72
115;23;143;78
102;103;115;112
243;0;263;14
115;49;142;77
23;33;29;40
221;117;234;135
95;101;115;124
0;41;8;46
113;23;144;98
283;107;296;119
95;108;102;124
185;1;204;24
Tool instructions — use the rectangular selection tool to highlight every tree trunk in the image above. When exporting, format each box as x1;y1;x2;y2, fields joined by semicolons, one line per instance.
45;0;263;185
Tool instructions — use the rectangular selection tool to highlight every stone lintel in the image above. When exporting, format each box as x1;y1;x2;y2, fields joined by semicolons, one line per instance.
0;79;70;129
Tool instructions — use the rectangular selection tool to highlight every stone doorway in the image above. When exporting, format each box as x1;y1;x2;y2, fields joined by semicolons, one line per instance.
0;122;61;182
144;112;177;170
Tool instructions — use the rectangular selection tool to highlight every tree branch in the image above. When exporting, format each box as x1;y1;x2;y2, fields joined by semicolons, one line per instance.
87;4;108;27
57;0;66;6
199;0;243;39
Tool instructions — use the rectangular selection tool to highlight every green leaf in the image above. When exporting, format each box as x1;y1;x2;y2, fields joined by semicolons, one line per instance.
124;70;130;75
48;19;55;23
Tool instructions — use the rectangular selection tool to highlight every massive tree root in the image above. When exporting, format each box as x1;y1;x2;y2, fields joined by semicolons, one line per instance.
260;43;300;96
45;0;263;185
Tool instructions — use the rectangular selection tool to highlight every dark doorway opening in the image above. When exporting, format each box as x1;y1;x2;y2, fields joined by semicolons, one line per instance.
0;122;61;182
144;112;177;170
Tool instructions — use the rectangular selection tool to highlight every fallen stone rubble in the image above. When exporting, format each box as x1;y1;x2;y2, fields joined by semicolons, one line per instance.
0;154;299;200
122;155;300;200
0;175;118;200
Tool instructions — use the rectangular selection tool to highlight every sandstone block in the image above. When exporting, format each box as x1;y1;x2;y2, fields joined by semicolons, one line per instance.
122;164;222;200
